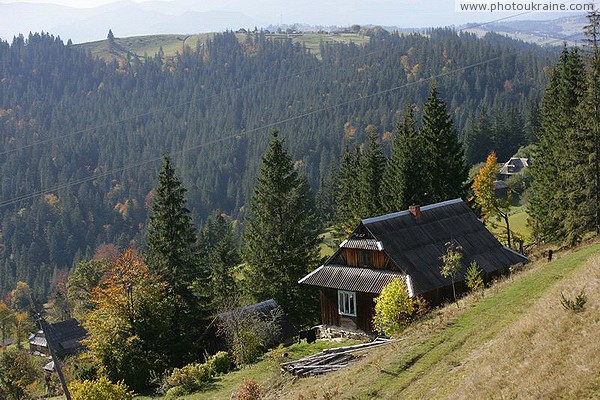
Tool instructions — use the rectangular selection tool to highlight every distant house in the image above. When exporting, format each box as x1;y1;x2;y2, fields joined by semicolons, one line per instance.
299;198;527;334
499;157;530;179
28;318;87;358
236;28;248;34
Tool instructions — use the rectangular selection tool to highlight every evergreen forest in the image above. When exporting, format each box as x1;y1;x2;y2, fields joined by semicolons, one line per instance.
0;28;557;298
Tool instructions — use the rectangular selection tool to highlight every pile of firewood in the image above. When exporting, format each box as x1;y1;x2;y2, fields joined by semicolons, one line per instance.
280;337;396;377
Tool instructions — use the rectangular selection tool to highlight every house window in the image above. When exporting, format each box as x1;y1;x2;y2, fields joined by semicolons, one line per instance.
338;290;357;317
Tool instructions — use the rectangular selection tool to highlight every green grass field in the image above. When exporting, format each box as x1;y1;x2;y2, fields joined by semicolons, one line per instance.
75;32;369;61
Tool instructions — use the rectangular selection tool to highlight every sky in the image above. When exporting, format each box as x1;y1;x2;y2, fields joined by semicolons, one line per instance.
0;0;591;43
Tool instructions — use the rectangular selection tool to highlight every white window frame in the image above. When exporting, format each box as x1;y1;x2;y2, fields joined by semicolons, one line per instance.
338;290;357;317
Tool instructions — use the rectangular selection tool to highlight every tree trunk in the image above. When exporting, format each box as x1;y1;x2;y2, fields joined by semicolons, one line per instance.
504;213;512;248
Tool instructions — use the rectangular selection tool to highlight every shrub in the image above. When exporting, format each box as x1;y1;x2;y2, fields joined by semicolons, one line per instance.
560;288;587;312
206;351;230;375
165;385;188;398
233;330;265;365
0;348;39;399
69;377;134;400
234;378;261;400
465;261;484;297
167;363;211;394
373;278;416;337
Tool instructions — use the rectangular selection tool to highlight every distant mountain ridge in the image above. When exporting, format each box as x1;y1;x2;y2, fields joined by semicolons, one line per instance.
0;1;260;43
463;14;588;45
1;0;590;44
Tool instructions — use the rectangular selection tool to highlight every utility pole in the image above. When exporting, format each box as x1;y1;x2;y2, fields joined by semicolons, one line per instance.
38;315;71;400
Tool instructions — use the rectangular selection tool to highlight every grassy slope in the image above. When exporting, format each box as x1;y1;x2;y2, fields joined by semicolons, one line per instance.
76;33;369;61
266;241;600;399
135;340;360;400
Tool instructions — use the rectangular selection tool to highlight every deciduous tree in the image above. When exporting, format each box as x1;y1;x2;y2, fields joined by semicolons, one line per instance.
472;152;513;247
84;249;174;391
373;278;415;337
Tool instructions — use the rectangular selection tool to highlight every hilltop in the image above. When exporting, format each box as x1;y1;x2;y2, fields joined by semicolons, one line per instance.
75;31;370;61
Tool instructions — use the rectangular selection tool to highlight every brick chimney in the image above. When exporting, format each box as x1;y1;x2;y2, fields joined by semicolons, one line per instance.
409;205;421;217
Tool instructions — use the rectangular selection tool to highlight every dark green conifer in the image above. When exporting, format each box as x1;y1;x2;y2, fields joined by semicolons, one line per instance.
243;131;320;327
380;106;425;212
199;213;240;309
145;155;209;362
332;145;362;242
529;47;586;242
420;84;468;203
358;125;386;217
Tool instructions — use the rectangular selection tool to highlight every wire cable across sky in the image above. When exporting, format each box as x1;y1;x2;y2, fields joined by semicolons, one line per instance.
0;5;590;209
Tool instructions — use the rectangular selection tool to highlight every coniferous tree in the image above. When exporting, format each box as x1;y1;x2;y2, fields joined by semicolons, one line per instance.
529;47;586;242
357;125;386;217
145;156;210;362
332;145;362;242
463;109;494;164
380;106;425;212
420;84;468;203
243;131;320;327
199;213;240;309
568;11;600;240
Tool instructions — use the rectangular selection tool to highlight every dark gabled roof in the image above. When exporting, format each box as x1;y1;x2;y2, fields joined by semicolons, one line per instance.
241;299;278;314
44;318;87;356
360;198;527;294
299;265;406;294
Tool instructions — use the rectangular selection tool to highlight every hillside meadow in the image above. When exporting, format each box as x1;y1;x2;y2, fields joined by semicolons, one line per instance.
262;242;600;399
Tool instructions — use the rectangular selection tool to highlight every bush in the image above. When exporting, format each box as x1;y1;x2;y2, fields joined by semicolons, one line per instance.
465;261;484;297
233;378;261;400
69;377;134;400
206;351;230;375
167;363;211;394
560;288;587;312
64;353;99;382
0;348;39;399
233;330;265;365
373;278;416;337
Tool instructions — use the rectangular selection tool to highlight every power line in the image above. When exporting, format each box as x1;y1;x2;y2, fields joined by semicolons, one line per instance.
0;6;571;158
0;29;584;209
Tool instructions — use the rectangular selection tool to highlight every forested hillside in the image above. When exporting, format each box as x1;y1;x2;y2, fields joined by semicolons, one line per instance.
0;28;556;298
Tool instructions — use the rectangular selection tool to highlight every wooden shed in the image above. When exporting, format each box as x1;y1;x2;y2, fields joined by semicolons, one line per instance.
299;198;527;334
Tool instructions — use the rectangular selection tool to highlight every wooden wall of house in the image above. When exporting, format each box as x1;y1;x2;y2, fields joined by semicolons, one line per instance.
330;248;396;270
320;288;339;326
319;288;376;333
357;292;376;332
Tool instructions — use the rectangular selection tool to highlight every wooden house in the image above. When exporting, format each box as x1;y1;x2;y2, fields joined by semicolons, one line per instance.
299;198;527;334
499;157;530;180
28;318;87;358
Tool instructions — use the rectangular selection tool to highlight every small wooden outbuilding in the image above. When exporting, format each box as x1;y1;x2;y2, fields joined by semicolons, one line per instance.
299;198;527;334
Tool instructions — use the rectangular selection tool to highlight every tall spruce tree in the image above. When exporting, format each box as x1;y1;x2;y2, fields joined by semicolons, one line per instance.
332;145;362;242
243;131;320;327
380;106;425;212
145;155;210;362
357;125;386;217
572;10;600;236
529;47;586;242
199;212;240;309
463;109;494;164
420;84;468;203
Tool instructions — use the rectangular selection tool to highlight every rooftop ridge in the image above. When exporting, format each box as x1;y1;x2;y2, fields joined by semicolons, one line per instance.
361;198;464;225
